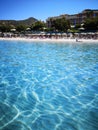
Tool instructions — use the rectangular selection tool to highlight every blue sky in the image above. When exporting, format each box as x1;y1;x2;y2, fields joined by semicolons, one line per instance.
0;0;98;21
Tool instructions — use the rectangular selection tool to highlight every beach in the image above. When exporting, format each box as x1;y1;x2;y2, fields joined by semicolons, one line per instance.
0;37;98;43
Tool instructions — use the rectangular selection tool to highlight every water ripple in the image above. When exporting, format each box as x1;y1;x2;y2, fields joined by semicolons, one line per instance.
0;41;98;130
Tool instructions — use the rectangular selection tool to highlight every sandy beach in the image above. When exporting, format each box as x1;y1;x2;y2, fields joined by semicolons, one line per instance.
0;37;98;43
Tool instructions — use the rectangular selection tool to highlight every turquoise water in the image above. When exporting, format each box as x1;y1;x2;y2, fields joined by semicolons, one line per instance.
0;40;98;130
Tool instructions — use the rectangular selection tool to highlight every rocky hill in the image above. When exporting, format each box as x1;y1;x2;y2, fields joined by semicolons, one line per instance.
0;17;38;27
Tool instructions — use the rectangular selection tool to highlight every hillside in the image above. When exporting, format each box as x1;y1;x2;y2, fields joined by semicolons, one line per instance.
0;17;38;27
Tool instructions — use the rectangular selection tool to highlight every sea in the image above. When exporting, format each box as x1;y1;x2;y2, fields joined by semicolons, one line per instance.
0;40;98;130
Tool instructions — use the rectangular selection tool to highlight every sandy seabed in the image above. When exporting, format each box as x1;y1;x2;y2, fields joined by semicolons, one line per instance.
0;37;98;43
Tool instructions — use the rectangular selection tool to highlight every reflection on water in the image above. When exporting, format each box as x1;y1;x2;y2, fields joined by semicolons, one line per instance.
0;41;98;130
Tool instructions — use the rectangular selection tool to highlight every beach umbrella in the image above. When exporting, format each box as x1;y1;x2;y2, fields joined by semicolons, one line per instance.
81;33;86;35
26;28;31;31
51;33;55;35
74;33;79;35
87;32;91;34
62;33;67;35
40;31;45;34
57;33;61;35
95;32;98;34
46;33;50;35
71;25;75;28
10;28;16;32
79;27;85;30
81;23;84;26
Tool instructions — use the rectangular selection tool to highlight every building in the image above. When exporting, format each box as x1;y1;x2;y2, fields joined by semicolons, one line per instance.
46;9;98;28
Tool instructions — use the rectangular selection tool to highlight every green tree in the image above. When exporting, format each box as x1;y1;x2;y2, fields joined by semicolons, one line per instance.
75;24;81;29
84;17;98;31
16;25;27;32
51;17;70;32
31;21;46;31
0;24;11;32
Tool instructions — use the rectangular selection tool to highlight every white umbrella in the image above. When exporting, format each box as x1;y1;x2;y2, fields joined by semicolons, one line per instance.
11;29;16;32
51;33;55;35
79;27;85;30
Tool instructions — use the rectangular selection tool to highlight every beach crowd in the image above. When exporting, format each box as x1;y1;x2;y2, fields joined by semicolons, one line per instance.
0;32;98;41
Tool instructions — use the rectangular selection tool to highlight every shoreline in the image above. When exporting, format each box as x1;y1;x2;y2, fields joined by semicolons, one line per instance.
0;37;98;43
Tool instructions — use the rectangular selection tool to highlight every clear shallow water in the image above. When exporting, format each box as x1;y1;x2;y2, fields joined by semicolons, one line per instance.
0;40;98;130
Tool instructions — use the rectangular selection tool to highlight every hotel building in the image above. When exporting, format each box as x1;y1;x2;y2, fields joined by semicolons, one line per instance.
46;9;98;28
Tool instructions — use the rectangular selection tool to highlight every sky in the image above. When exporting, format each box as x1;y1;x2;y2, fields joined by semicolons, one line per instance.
0;0;98;21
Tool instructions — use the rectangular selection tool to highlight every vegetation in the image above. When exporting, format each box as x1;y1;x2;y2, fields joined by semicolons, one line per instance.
0;17;38;32
0;17;37;27
50;17;70;32
74;24;81;29
0;24;12;32
0;23;15;32
16;25;27;32
0;16;98;33
31;21;46;31
83;17;98;31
